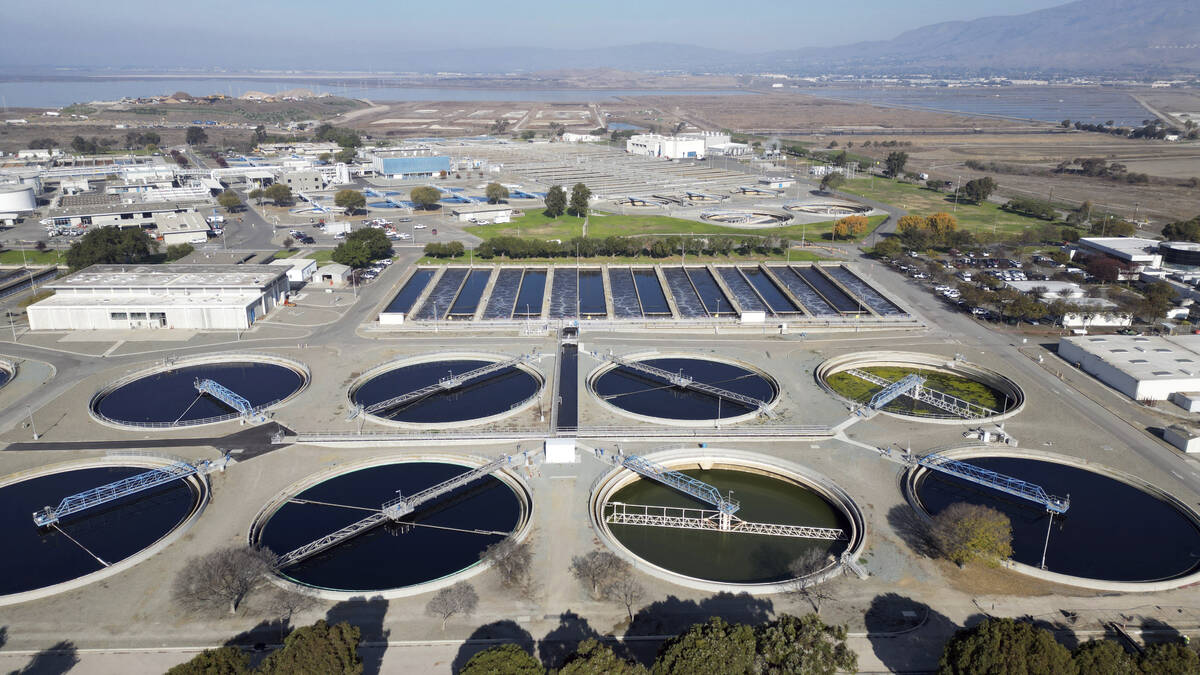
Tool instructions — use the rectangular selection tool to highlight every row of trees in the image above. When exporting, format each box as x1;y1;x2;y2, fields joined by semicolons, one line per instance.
1162;214;1200;242
544;183;592;218
249;183;294;206
469;234;795;261
458;614;856;675
423;241;466;258
168;620;362;675
65;226;158;271
896;212;965;250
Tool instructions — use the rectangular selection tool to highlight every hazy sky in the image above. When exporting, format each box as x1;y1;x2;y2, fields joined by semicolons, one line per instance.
2;0;1072;68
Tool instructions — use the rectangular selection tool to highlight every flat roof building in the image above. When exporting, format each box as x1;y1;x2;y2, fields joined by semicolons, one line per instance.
625;134;706;160
372;154;451;179
27;264;288;331
1077;237;1163;268
449;203;513;223
1058;334;1200;401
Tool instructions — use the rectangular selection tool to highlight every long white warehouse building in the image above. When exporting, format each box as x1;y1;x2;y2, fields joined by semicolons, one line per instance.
1058;334;1200;401
28;264;289;331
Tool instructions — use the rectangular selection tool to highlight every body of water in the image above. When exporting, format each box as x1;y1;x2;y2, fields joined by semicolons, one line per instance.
791;86;1152;127
0;77;746;108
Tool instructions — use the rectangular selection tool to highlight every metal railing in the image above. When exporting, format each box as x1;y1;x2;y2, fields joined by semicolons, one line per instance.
353;353;539;419
590;350;776;420
917;453;1070;514
33;458;211;527
604;502;846;540
290;424;836;444
847;369;999;419
620;454;740;515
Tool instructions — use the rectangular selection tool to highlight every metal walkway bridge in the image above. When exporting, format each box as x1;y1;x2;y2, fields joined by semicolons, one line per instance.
847;369;999;419
605;503;845;540
33;459;213;527
274;455;512;568
194;378;259;420
917;453;1070;514
591;351;777;420
620;454;740;522
350;353;539;420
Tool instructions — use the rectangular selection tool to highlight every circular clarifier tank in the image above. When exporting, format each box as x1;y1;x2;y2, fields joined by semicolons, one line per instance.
90;354;308;428
351;354;544;428
0;459;206;605
0;361;13;389
909;452;1200;585
255;458;530;596
589;354;778;425
591;451;863;590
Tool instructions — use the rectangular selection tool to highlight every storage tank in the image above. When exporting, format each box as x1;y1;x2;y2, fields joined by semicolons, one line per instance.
0;185;36;212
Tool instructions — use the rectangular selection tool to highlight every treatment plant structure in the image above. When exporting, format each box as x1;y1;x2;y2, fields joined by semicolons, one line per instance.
0;146;1198;673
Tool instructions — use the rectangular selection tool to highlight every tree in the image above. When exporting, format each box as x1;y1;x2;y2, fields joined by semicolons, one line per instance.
832;215;869;240
335;147;357;164
1070;639;1137;675
257;620;362;675
171;545;275;614
1085;255;1127;283
66;226;158;271
938;618;1076;675
960;177;998;203
569;183;592;217
873;237;903;259
425;581;477;630
1139;642;1200;675
753;613;857;675
485;182;509;204
481;537;533;592
166;647;250;675
410;186;441;210
602;576;645;622
166;243;194;261
263;183;293;206
786;550;836;613
885;151;909;177
926;212;958;238
459;644;544;675
545;185;567;218
331;238;373;268
217;190;242;212
186;126;208;145
248;188;264;205
570;550;628;599
333;189;366;214
819;173;844;193
652;617;756;675
561;639;647;675
932;502;1012;567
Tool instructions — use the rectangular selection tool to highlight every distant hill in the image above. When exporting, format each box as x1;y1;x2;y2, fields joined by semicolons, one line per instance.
769;0;1200;75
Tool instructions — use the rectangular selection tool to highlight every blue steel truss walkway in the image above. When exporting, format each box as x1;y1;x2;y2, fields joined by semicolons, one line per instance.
33;459;213;527
349;353;540;420
274;455;513;568
194;378;261;420
590;351;777;420
620;454;740;516
918;453;1070;514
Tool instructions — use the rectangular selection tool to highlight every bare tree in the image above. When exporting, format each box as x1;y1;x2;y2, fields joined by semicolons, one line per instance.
481;537;533;592
786;549;837;613
425;581;478;630
172;545;276;615
569;551;628;599
602;576;645;622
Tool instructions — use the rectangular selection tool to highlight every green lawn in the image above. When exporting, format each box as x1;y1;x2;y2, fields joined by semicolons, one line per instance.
839;178;1048;236
417;250;831;265
469;211;886;243
0;249;66;265
304;250;336;265
272;249;299;259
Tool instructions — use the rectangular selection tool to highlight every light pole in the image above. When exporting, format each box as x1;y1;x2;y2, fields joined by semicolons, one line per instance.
26;404;38;440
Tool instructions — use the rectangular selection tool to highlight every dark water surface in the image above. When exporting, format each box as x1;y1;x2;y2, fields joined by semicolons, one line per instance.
593;357;775;420
354;359;539;423
94;362;304;424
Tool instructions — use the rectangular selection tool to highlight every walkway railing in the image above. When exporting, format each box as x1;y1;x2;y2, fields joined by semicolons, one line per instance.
33;458;212;527
604;503;846;540
620;454;740;515
917;453;1070;514
590;351;776;420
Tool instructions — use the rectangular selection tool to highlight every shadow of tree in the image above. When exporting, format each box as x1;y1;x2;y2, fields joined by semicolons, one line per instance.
537;610;604;670
625;592;774;638
886;504;939;558
452;620;535;674
1139;617;1183;646
326;595;390;675
13;640;79;675
864;593;958;674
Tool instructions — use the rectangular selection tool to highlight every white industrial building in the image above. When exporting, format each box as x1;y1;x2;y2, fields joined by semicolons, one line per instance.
1058;334;1200;401
1076;237;1163;269
0;184;37;212
157;212;212;246
625;134;706;160
27;264;289;331
268;257;317;286
449;204;513;223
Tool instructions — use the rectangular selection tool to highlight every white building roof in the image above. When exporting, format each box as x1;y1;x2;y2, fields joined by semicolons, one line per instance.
269;258;317;271
1006;280;1085;297
29;292;262;309
47;264;285;291
1061;334;1200;380
450;204;514;215
1079;237;1162;263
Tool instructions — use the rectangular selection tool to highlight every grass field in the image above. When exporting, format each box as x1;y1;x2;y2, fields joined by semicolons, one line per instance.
839;178;1049;236
0;250;66;265
468;211;887;242
416;250;830;265
826;366;1006;417
304;250;336;265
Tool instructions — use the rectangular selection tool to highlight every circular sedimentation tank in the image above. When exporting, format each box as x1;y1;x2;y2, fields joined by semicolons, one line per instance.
783;200;872;216
816;352;1024;423
588;354;778;425
907;450;1200;587
90;354;309;428
591;451;863;591
700;210;792;227
0;360;14;389
350;354;544;428
611;196;669;208
0;458;207;605
254;457;531;597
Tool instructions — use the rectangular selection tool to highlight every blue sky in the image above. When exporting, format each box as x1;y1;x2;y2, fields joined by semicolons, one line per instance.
1;0;1071;68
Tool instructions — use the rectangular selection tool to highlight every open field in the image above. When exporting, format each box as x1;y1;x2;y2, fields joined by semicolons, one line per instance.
839;178;1049;236
0;249;66;265
467;211;887;242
